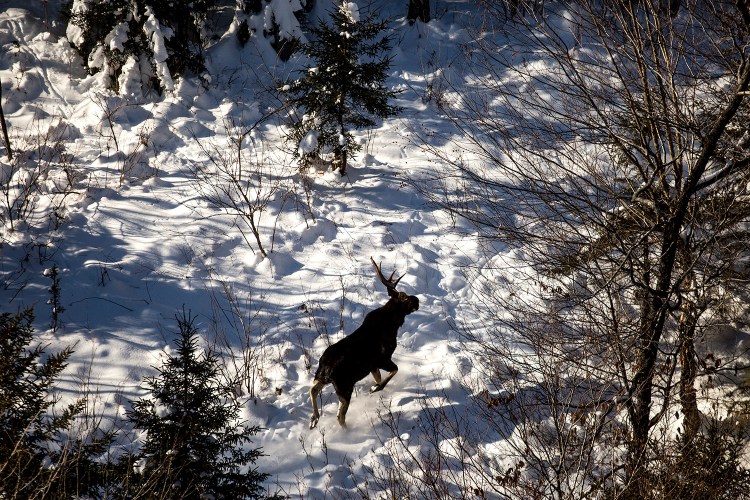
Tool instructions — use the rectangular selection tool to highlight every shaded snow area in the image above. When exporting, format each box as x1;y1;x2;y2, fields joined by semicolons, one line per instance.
0;0;492;497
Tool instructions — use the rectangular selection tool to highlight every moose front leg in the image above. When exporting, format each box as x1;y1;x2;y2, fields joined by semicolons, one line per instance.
370;361;398;393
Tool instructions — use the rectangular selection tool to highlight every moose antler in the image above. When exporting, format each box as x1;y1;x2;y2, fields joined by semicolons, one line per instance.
371;257;405;297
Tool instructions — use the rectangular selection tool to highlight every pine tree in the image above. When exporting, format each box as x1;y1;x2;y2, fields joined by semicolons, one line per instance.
281;2;401;175
126;311;268;499
66;0;217;96
0;308;113;498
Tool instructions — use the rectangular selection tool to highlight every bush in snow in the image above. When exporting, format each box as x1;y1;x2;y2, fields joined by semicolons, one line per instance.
124;310;269;499
280;1;401;175
0;308;114;498
637;409;750;500
0;120;81;240
66;0;217;96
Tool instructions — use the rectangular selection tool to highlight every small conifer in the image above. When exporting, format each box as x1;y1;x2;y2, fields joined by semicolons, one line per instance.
0;308;112;498
126;311;268;499
281;2;401;175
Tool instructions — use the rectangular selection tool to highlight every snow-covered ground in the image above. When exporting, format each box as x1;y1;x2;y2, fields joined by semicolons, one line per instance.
0;0;500;496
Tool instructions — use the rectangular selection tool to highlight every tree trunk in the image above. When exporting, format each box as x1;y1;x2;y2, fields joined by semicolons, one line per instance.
0;78;11;160
334;149;347;176
628;265;673;493
407;0;430;24
679;319;700;441
335;116;347;175
677;241;700;443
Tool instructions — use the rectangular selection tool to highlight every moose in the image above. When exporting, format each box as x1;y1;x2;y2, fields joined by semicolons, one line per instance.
309;258;420;429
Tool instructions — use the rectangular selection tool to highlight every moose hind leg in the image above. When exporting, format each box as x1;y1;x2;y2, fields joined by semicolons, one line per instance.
334;383;354;428
371;360;398;393
309;380;325;429
336;395;350;428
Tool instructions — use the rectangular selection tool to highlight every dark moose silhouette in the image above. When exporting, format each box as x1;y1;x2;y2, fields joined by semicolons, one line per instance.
309;258;420;428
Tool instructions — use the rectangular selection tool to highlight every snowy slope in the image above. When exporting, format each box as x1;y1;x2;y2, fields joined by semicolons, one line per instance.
0;1;495;496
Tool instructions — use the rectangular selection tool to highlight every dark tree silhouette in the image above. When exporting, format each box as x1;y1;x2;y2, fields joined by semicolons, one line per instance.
407;0;430;23
0;308;112;498
126;311;268;499
0;78;11;160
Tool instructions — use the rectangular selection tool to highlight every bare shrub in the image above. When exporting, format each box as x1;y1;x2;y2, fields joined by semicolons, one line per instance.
204;268;274;399
191;121;294;258
90;93;153;186
0;118;82;240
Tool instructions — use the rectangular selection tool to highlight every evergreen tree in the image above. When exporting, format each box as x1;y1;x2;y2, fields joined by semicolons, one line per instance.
126;311;268;499
281;2;401;175
260;0;305;61
0;308;113;498
66;0;217;96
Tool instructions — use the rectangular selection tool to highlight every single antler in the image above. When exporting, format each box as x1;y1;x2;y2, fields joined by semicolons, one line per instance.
371;257;405;297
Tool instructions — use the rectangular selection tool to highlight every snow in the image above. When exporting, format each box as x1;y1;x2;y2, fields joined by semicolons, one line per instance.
264;0;305;41
108;22;130;52
143;6;174;92
341;2;361;23
65;0;86;47
298;129;319;155
0;1;503;497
